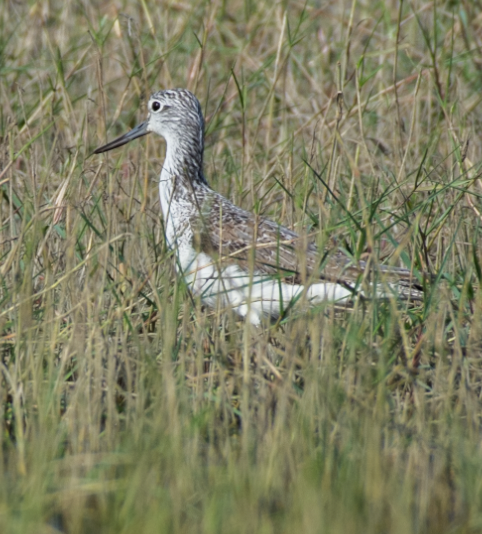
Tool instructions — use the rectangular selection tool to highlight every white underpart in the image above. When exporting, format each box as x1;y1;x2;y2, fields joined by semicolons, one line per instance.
178;248;353;325
158;139;353;325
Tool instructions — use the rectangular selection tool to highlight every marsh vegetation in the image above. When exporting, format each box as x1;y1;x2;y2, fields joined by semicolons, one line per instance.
1;0;482;532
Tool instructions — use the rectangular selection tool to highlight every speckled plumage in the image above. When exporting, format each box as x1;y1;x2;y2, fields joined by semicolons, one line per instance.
94;88;423;324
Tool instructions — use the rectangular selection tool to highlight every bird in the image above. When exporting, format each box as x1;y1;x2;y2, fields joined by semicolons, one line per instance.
93;88;423;325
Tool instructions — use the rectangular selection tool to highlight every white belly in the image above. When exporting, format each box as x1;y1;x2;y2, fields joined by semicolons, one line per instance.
158;176;353;324
176;241;353;325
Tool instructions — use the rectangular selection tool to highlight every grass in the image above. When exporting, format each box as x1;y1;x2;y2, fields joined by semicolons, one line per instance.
1;0;482;532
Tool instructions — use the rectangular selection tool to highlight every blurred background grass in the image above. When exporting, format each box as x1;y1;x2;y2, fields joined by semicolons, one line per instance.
1;0;482;532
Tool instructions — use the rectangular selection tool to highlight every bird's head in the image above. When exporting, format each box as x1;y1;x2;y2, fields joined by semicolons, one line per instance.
93;88;204;155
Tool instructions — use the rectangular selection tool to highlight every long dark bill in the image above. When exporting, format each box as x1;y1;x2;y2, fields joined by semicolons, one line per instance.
93;121;149;154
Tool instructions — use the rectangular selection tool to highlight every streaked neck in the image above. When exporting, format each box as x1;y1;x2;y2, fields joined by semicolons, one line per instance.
162;132;208;187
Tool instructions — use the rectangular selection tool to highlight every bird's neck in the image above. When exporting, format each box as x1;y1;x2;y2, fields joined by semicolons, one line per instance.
162;133;208;188
158;133;210;226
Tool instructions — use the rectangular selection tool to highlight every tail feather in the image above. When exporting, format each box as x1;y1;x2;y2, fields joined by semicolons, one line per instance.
357;261;425;301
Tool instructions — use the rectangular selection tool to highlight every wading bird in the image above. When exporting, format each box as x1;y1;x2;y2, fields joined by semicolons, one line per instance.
94;88;422;325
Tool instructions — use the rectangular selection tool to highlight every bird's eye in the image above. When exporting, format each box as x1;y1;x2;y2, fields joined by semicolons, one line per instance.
151;101;162;112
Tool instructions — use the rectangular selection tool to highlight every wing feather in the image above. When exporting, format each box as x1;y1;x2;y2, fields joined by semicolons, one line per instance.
188;189;423;299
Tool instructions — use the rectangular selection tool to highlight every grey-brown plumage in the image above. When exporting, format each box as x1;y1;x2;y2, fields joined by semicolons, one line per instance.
94;88;423;324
